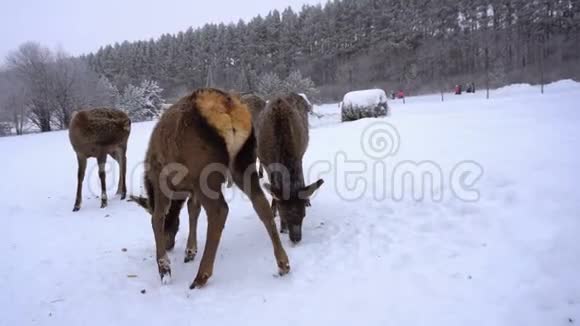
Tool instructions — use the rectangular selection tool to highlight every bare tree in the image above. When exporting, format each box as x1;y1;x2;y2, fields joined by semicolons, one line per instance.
51;51;78;129
6;42;54;132
0;70;28;135
4;43;116;132
51;54;112;128
0;71;13;135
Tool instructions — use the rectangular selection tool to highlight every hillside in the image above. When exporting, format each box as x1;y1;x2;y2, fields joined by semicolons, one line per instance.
2;81;580;325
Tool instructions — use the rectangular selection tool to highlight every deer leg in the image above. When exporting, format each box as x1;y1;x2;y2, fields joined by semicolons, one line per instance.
112;147;127;199
278;211;289;235
225;169;234;188
280;219;289;234
164;199;185;251
185;195;201;263
258;161;264;179
190;188;228;289
271;197;278;216
97;155;108;208
233;170;290;277
151;190;171;283
73;155;87;212
271;198;287;234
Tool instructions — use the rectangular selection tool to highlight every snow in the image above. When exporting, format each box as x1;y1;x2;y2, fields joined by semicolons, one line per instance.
2;80;580;326
342;88;388;108
493;79;580;97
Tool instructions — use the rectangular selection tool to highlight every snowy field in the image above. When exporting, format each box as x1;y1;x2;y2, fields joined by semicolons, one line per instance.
2;81;580;326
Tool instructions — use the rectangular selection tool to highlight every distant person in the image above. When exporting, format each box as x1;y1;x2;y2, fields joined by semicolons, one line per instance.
455;84;462;95
466;82;475;93
397;90;405;99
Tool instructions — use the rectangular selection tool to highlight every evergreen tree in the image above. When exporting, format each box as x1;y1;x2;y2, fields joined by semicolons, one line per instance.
96;76;120;107
140;80;165;117
257;72;284;96
74;0;579;101
283;70;318;97
118;84;147;121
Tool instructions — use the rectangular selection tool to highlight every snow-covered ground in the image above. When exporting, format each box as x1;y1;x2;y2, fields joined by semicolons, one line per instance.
2;81;580;326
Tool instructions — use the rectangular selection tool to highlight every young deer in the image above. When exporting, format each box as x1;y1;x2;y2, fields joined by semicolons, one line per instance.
69;108;131;212
256;93;324;243
131;88;289;288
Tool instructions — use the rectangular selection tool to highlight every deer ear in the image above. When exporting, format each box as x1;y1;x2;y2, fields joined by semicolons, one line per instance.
263;183;281;200
123;120;131;132
299;179;324;200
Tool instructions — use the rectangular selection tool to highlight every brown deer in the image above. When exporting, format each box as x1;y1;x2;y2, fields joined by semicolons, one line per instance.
130;88;289;288
68;108;131;212
241;93;267;125
255;93;324;243
240;93;267;178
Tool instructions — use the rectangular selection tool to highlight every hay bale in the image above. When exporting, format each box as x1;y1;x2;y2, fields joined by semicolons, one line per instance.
341;89;389;122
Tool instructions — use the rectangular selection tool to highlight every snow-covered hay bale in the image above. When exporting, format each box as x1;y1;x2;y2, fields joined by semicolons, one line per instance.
341;89;389;122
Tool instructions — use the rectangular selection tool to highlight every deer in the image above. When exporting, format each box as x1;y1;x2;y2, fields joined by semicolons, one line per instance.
255;93;324;243
240;93;267;178
240;92;267;125
130;88;290;288
68;108;131;212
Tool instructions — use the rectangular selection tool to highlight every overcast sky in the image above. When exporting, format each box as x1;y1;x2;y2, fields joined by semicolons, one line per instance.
0;0;323;60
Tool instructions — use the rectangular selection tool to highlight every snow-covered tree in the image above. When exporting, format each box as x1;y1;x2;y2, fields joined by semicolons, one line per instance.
6;42;54;132
83;0;580;101
257;70;319;98
96;76;120;107
257;72;284;96
0;69;27;135
283;70;319;98
118;80;164;122
118;84;147;121
140;80;165;117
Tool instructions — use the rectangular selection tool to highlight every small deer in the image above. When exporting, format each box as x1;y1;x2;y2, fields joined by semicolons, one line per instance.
69;108;131;212
256;93;324;243
130;88;289;288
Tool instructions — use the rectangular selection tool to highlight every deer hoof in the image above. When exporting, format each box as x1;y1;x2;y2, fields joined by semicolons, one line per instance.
184;249;197;263
158;257;171;284
280;222;288;234
72;206;80;212
278;261;291;276
161;272;172;285
190;273;210;289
